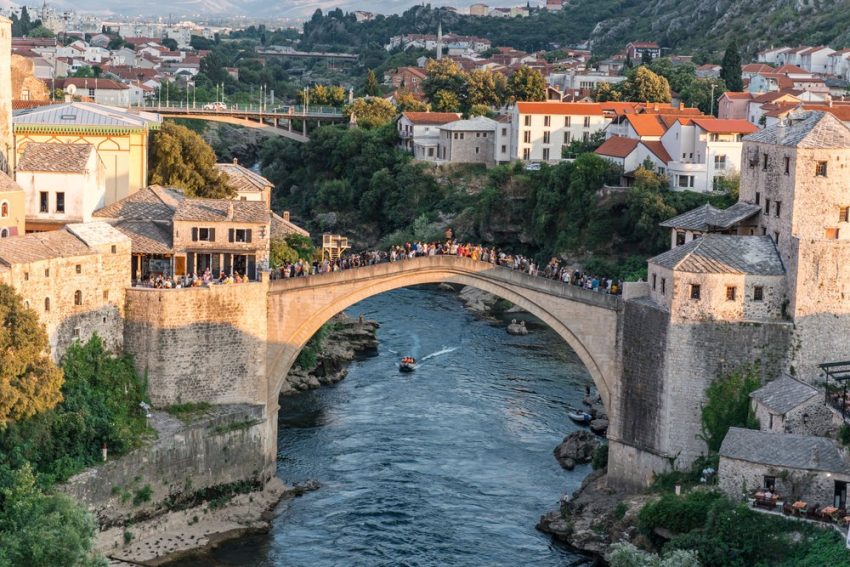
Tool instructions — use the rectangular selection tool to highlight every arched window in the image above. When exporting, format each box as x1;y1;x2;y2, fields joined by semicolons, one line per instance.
0;228;7;238
74;290;82;306
0;201;8;217
44;297;50;312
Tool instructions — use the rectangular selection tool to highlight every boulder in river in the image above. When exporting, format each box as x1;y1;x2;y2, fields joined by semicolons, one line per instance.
506;319;528;336
589;419;609;435
553;430;600;470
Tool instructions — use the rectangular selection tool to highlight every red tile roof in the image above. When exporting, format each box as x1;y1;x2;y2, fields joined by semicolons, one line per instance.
742;64;774;73
516;102;603;115
56;78;129;90
774;64;809;75
692;118;759;134
642;140;672;163
801;104;850;122
722;91;755;100
401;111;462;125
595;136;639;158
625;114;667;137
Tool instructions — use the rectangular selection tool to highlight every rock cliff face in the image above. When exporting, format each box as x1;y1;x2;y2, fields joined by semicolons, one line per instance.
279;315;379;396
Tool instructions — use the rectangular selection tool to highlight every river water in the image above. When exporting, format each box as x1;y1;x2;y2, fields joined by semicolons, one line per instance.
190;286;595;566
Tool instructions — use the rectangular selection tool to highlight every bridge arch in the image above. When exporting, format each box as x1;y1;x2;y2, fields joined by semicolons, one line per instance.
266;256;622;414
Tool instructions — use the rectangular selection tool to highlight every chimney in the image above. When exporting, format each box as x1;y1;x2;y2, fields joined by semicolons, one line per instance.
283;211;290;222
232;157;238;164
227;202;234;220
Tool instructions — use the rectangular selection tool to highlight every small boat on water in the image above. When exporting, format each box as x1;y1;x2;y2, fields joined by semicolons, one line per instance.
399;357;417;373
568;411;592;425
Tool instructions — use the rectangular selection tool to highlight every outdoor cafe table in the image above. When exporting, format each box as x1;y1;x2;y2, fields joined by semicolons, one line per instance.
793;501;807;510
822;506;839;516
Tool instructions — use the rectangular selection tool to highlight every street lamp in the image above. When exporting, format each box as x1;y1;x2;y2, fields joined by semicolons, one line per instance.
710;83;717;117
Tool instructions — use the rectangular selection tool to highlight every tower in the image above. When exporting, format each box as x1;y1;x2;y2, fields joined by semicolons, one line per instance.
0;17;11;174
436;21;443;61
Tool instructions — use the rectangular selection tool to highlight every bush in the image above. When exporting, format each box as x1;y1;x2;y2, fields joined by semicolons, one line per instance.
639;490;724;536
592;443;609;470
0;336;150;486
700;365;761;453
838;424;850;447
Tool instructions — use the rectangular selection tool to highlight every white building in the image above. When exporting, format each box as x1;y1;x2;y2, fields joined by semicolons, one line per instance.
512;102;611;162
396;111;462;160
16;143;106;231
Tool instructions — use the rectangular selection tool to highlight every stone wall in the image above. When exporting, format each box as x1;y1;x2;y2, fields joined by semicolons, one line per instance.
61;404;272;525
123;280;269;407
718;455;850;506
0;18;11;173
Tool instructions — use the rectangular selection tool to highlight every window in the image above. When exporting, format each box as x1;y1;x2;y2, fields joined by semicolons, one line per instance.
524;115;531;127
677;175;694;188
75;264;81;274
755;192;760;205
710;133;719;142
44;268;49;277
774;231;779;244
522;148;530;160
475;147;480;154
816;161;828;177
564;116;571;127
583;116;591;128
661;278;666;295
840;207;849;223
192;227;215;241
775;201;781;218
753;286;764;301
74;290;82;306
714;154;726;170
690;284;701;300
0;228;6;238
762;153;769;170
784;156;790;174
39;192;48;213
72;327;80;340
111;245;117;253
726;286;737;301
87;87;95;97
103;290;109;301
826;228;840;239
44;297;50;312
428;147;434;157
24;272;28;281
523;131;531;143
582;132;589;142
542;148;550;161
676;231;685;246
543;131;550;144
544;115;551;127
652;273;657;290
229;228;253;243
765;198;771;214
0;201;7;217
501;127;507;136
763;475;776;491
564;131;571;144
56;192;65;213
500;145;506;154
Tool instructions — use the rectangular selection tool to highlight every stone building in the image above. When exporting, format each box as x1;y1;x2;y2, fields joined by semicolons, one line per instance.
0;17;12;174
749;375;840;436
215;159;272;206
437;116;497;166
12;102;160;205
0;222;131;359
0;172;25;238
16;142;107;231
93;185;306;281
719;427;850;509
659;202;761;249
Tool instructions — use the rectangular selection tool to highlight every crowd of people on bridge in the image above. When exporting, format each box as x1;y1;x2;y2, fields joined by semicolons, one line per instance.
272;240;624;296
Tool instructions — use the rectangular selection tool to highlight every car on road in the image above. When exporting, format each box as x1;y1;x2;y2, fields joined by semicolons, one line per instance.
202;102;227;111
524;162;541;171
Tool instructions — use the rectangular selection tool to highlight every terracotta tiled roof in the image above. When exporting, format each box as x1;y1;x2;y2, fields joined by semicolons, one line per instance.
215;162;271;194
94;185;184;220
11;100;55;111
642;140;672;163
516;102;603;115
801;104;850;122
0;172;23;193
775;64;809;74
692;118;759;134
722;92;755;100
56;78;129;90
752;91;800;104
17;142;95;173
270;212;309;238
742;64;773;73
595;136;638;158
401;111;462;125
625;114;667;137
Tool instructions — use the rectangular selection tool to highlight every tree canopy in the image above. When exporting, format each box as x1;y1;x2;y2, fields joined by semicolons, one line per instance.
149;121;234;199
507;66;546;103
344;97;397;129
721;41;744;92
0;285;63;428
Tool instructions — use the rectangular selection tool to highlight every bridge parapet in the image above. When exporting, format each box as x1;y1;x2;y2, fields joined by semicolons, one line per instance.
268;256;622;311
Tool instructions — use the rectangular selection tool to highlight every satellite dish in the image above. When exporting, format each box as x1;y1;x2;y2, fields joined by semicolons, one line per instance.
66;84;77;95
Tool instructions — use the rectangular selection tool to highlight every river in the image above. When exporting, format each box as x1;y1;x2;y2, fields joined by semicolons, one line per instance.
187;286;596;566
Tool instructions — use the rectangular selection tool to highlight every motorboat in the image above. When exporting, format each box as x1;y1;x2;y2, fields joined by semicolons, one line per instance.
568;410;592;425
399;357;416;372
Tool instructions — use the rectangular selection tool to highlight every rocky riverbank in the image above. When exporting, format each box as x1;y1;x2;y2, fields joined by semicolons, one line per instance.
279;313;379;395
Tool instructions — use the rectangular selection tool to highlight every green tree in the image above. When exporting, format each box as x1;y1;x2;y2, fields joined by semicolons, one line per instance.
508;65;546;102
395;92;429;112
345;97;397;129
149;122;233;198
364;69;381;96
625;167;676;251
593;81;622;102
0;285;63;428
270;234;315;266
432;89;462;112
700;365;761;452
621;66;672;103
71;66;95;78
0;465;104;567
422;58;468;108
680;78;726;115
467;68;508;107
720;40;743;92
26;25;54;38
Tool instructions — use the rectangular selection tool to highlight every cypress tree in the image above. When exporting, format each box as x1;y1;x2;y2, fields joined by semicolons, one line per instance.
721;40;743;92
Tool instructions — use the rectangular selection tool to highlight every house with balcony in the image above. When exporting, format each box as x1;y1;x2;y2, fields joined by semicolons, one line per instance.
397;111;462;160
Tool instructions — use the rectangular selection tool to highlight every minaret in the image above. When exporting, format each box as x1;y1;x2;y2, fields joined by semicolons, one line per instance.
0;17;12;174
436;21;443;61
